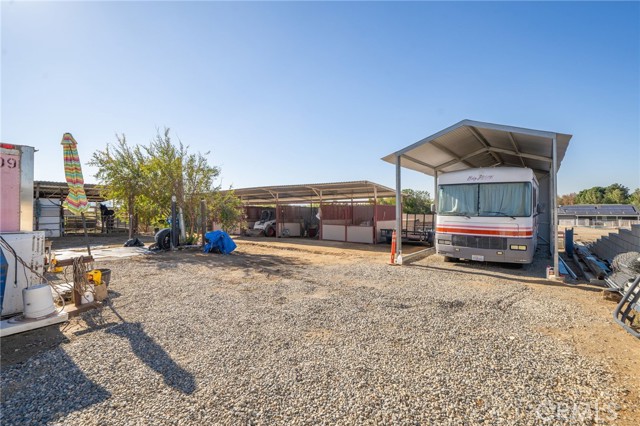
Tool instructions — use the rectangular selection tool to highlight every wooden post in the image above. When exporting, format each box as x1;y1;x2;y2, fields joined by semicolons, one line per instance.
81;213;91;256
60;187;65;236
73;257;83;307
200;199;206;247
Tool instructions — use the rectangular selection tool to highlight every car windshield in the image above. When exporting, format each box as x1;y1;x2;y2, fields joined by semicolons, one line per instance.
438;182;532;217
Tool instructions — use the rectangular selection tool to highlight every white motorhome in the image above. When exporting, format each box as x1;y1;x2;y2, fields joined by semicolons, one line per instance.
435;167;540;264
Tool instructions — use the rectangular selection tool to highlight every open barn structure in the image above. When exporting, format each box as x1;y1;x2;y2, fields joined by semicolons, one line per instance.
33;181;127;236
383;119;572;273
223;181;397;244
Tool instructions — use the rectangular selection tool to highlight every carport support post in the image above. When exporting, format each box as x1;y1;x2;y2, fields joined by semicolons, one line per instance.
319;190;323;240
433;169;438;230
395;155;403;264
275;193;280;238
552;135;559;278
373;186;378;244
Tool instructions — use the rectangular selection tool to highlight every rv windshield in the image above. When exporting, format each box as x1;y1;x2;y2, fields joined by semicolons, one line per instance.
438;184;478;216
438;182;532;217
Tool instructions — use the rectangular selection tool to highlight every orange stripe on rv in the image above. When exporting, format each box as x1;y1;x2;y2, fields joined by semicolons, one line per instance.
436;226;533;237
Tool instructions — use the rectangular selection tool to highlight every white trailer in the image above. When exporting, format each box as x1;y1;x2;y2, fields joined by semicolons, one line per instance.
1;143;35;232
0;143;68;335
435;167;540;264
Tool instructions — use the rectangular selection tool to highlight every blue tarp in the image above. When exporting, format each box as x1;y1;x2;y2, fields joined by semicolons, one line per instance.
203;231;237;254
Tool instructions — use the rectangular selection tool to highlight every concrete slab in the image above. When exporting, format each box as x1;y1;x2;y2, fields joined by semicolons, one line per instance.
54;246;152;262
0;312;68;337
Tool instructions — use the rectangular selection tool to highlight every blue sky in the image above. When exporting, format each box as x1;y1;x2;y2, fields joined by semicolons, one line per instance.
2;1;639;196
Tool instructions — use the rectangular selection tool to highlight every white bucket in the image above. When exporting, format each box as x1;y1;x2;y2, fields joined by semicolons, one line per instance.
81;288;94;304
23;285;56;319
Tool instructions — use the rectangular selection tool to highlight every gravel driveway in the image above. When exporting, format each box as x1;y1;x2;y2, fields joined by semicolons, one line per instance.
0;241;632;425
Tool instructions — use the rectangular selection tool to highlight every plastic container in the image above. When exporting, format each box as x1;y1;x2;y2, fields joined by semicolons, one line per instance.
87;268;111;287
97;268;111;286
565;228;574;256
23;285;56;319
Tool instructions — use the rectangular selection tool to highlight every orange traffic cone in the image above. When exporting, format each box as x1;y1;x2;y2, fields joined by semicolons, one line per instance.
390;230;397;264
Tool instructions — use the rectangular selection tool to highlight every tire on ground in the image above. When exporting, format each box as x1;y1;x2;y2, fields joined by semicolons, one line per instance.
265;226;276;237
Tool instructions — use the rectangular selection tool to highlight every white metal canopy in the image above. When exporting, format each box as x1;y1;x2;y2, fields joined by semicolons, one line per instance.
382;119;571;177
382;119;572;274
223;180;396;205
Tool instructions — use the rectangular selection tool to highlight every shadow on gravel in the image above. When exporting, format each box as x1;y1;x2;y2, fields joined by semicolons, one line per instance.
0;334;111;424
1;325;70;367
105;322;196;395
71;303;196;395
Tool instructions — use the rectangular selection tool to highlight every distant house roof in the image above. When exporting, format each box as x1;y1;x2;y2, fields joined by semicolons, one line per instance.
35;181;105;202
223;181;396;205
558;204;640;217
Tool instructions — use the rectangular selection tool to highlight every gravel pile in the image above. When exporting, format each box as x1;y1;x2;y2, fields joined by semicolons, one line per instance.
1;250;621;425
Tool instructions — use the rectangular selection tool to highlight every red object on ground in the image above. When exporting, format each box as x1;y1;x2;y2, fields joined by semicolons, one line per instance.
390;230;397;264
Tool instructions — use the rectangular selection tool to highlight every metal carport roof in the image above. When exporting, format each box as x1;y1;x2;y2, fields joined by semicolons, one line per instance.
224;181;396;205
382;119;571;177
382;119;572;275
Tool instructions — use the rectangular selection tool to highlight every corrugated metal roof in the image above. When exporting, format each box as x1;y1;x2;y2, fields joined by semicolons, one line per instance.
222;180;396;205
381;119;572;177
35;181;105;202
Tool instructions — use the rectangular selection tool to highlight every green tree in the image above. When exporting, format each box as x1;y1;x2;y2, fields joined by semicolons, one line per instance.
210;190;245;233
557;193;577;206
402;189;432;214
89;134;147;238
629;188;640;208
143;129;187;218
183;151;221;235
91;128;221;236
603;183;630;204
575;186;605;204
143;128;220;235
574;184;632;205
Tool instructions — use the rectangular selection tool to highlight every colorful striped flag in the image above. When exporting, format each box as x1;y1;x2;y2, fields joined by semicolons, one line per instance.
61;133;89;215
